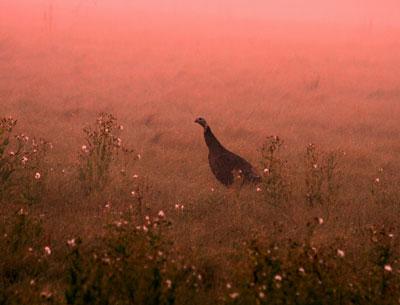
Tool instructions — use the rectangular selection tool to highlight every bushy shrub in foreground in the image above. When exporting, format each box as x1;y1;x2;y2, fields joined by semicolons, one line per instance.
0;210;49;305
65;211;204;305
223;227;399;305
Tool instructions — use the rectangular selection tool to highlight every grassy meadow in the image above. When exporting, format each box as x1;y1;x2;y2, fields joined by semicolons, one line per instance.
1;8;400;304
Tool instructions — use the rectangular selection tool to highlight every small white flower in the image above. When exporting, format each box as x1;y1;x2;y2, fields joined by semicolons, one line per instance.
102;257;111;264
137;153;142;160
21;156;28;164
337;249;345;258
165;279;172;288
175;203;184;211
263;168;269;174
40;289;52;299
131;190;136;196
142;225;148;232
210;187;215;192
35;172;41;180
274;274;282;281
18;208;27;215
117;138;122;146
259;291;265;299
158;210;165;218
81;145;88;152
229;292;240;299
375;178;380;183
67;239;76;247
318;217;324;225
133;174;139;178
9;151;15;156
384;265;392;272
256;187;262;192
119;125;124;130
313;164;318;169
298;267;305;273
226;283;232;289
44;246;51;255
30;279;35;285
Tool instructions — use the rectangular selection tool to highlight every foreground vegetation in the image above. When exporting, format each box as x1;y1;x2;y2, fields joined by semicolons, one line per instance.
1;113;399;305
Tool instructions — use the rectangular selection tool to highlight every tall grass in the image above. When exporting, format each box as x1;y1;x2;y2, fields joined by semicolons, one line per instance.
1;113;399;304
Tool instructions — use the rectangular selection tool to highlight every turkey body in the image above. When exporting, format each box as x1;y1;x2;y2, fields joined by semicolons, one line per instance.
195;117;261;186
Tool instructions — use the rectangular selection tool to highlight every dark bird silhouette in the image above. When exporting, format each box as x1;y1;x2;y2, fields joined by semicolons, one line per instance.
195;117;261;186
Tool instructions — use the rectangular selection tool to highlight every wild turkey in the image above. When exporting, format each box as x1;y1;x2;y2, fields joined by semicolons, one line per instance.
195;117;261;186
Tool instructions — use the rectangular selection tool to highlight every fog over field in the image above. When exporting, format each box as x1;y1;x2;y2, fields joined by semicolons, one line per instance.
2;1;400;159
1;1;400;304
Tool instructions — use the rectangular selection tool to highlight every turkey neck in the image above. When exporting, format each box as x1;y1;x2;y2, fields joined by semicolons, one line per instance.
204;126;225;153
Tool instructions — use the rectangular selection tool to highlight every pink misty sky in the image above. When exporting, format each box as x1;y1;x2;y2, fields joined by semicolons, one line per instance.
1;0;400;31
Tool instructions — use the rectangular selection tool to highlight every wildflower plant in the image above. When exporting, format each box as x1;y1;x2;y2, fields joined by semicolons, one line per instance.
304;144;341;207
370;167;400;212
78;113;136;195
0;117;50;204
0;210;48;304
65;211;203;305
366;225;399;302
259;136;290;206
224;238;351;305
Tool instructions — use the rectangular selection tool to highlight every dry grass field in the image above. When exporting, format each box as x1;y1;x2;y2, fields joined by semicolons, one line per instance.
1;2;400;304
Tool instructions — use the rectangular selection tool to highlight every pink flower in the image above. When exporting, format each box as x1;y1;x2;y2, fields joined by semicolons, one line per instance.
44;246;51;255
